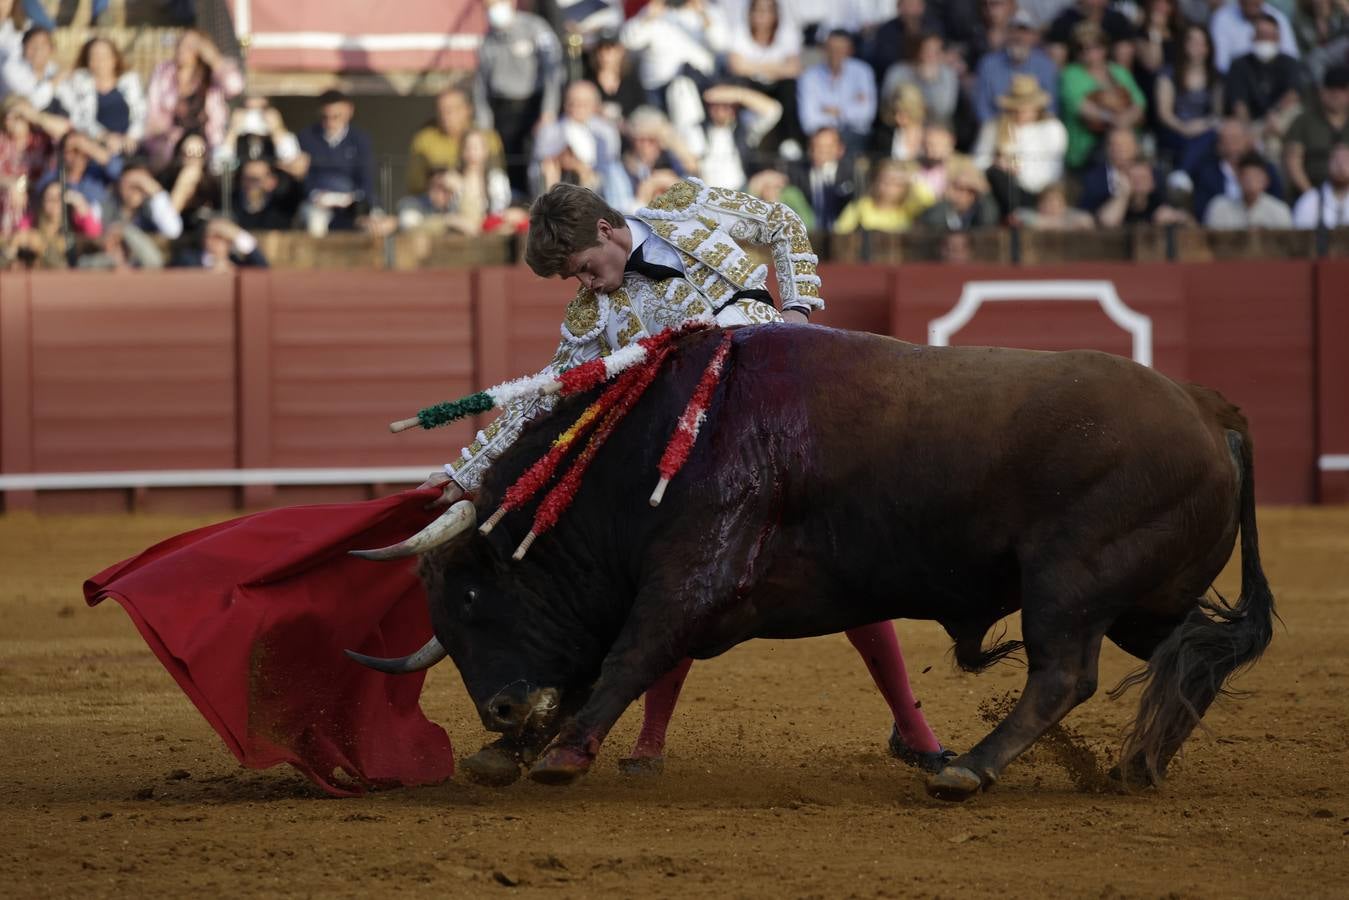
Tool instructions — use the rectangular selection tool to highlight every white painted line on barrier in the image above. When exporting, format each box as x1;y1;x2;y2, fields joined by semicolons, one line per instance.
0;468;428;491
1320;455;1349;472
928;280;1154;367
246;32;483;52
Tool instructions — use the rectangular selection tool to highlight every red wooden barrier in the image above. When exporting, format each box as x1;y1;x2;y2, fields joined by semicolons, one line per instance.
0;262;1343;510
1316;261;1349;502
884;262;1317;504
237;270;478;506
4;271;238;512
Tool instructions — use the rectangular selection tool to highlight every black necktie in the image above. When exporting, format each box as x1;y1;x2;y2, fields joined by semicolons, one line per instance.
625;242;684;283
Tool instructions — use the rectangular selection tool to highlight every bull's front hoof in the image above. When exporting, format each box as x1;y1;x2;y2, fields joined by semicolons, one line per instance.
1108;755;1161;791
888;725;958;774
528;746;593;786
925;765;985;802
461;742;524;787
617;755;665;776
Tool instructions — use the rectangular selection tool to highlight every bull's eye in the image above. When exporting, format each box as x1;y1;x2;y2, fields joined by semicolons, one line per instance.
463;588;478;613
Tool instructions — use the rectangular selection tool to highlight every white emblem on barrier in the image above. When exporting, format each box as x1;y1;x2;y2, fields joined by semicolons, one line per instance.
926;280;1154;367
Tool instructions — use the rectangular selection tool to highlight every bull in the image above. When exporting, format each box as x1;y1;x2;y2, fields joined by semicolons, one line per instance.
349;325;1275;801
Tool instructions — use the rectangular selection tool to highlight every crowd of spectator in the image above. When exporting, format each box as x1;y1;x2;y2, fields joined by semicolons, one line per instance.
5;0;1349;272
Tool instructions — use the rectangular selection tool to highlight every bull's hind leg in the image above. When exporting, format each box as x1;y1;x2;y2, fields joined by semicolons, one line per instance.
928;590;1111;801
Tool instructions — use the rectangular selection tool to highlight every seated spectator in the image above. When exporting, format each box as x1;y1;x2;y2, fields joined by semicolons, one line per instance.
794;125;858;230
295;90;378;236
0;26;57;110
914;122;958;196
621;106;696;211
1016;182;1098;228
974;73;1069;215
0;0;21;69
1225;13;1304;152
746;166;816;229
1205;149;1295;226
1292;141;1349;226
397;168;471;234
233;158;302;231
587;31;645;125
161;132;221;225
798;30;878;153
538;0;623;47
684;83;782;190
1210;0;1298;73
55;37;146;156
406;87;505;195
974;9;1060;124
216;95;305;178
1190;116;1286;216
10;180;102;268
170;217;268;270
536;80;622;179
1293;0;1349;84
1048;0;1139;67
620;0;728;109
1133;0;1182;97
1155;23;1223;170
477;0;564;196
456;129;525;234
36;131;118;214
108;162;183;238
833;158;936;233
0;94;64;236
728;0;803;147
1080;126;1146;213
917;157;1000;231
1061;21;1147;169
1284;66;1349;197
864;0;947;81
881;33;960;127
871;83;927;162
958;0;1019;74
142;30;244;171
18;0;111;30
1096;156;1195;224
76;221;164;270
941;229;973;262
534;118;605;196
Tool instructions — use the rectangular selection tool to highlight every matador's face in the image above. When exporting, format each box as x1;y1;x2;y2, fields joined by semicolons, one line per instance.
562;219;630;296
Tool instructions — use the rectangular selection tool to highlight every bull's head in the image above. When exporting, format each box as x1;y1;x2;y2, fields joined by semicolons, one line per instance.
345;501;599;748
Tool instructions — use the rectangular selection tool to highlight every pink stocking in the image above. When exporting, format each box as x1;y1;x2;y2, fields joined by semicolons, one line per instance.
629;657;694;758
845;621;942;753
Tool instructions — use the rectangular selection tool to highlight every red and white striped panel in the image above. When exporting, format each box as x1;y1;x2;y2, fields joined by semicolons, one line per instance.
229;0;485;73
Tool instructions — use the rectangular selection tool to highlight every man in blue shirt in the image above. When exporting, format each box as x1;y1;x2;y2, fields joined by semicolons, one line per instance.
973;9;1059;124
797;30;877;154
295;89;377;234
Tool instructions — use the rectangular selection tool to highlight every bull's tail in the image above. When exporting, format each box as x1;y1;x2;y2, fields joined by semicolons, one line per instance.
1114;421;1276;784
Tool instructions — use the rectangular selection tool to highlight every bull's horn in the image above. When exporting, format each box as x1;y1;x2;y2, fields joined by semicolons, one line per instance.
349;500;476;560
344;636;447;674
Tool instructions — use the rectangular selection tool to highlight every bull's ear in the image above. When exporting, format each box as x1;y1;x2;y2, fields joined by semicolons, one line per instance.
350;501;477;560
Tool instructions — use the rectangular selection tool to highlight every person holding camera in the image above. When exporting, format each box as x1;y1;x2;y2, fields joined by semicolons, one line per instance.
216;95;304;177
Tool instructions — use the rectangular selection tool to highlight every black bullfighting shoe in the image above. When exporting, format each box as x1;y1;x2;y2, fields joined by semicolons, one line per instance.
888;724;958;773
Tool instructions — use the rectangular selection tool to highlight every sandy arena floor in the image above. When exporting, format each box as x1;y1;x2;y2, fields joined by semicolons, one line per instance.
1;508;1347;898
